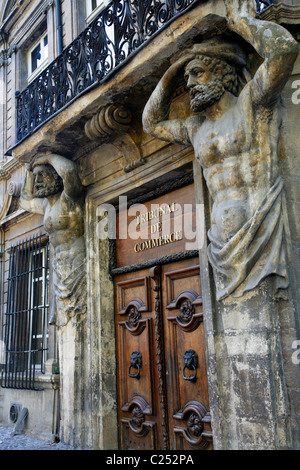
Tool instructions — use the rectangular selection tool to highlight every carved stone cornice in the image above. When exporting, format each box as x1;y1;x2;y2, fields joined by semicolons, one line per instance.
259;3;300;25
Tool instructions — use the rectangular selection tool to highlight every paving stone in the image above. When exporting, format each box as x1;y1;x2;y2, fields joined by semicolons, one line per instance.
0;425;72;450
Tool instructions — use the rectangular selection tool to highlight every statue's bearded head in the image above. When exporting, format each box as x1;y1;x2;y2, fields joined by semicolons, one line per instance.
184;55;238;112
33;164;63;198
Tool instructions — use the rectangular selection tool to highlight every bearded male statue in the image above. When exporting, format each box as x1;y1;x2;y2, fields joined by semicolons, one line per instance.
142;0;299;300
20;154;86;327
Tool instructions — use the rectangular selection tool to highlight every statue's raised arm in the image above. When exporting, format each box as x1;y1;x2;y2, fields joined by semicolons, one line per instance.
142;53;194;144
224;0;299;106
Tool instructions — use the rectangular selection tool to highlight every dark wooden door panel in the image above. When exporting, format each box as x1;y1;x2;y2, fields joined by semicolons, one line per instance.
162;259;213;450
115;269;163;450
115;259;212;450
120;418;156;450
116;275;151;314
117;318;154;413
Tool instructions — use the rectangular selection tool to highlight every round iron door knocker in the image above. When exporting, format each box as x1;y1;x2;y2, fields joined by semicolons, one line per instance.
128;351;142;379
182;349;198;381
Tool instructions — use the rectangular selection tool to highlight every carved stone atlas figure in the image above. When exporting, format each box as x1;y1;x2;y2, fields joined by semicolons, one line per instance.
143;0;299;300
20;154;86;327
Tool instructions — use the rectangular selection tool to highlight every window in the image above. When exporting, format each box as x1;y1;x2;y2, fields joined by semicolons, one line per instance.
86;0;110;23
1;235;49;390
27;32;48;82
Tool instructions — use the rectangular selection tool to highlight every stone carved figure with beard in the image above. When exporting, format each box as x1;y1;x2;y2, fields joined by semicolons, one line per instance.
143;1;299;301
185;54;238;113
20;154;86;327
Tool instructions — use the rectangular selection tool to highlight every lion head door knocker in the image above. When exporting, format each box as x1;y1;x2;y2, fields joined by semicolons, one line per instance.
128;351;142;379
182;349;198;381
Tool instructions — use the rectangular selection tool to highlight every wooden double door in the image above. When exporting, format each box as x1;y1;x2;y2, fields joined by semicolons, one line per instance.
115;257;213;450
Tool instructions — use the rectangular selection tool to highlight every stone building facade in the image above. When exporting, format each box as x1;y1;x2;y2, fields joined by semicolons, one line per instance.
0;0;299;450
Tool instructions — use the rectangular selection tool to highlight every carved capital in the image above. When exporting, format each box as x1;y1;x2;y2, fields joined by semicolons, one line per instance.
0;53;8;68
7;44;18;58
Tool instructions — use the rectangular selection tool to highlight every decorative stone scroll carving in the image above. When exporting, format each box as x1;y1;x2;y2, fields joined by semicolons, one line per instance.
142;2;299;301
84;104;132;139
84;104;145;173
0;180;22;221
7;180;22;197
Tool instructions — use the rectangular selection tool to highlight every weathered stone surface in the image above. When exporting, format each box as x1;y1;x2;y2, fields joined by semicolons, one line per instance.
142;0;299;449
20;154;86;327
143;4;298;301
20;154;87;447
6;0;299;451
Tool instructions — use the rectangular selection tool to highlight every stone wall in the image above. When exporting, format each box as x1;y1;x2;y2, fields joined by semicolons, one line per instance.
0;0;299;450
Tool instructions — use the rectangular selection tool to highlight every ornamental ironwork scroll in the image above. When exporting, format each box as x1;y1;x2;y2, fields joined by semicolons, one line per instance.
15;0;201;143
15;0;273;143
256;0;273;13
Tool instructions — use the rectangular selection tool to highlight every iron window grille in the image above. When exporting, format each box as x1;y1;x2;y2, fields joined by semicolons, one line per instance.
1;235;49;390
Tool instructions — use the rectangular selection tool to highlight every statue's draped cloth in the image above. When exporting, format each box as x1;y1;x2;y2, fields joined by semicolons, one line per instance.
50;248;87;327
208;176;288;300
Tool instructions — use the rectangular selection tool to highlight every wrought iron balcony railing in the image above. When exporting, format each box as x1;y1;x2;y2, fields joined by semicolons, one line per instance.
15;0;274;144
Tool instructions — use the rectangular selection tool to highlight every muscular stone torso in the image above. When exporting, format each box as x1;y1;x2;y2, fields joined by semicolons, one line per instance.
43;191;85;257
187;87;280;244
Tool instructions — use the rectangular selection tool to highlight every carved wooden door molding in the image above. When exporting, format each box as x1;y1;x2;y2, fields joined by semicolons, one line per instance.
115;258;213;450
162;261;213;450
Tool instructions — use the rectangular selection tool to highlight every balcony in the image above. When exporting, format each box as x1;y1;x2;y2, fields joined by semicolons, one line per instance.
14;0;274;146
15;0;202;144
